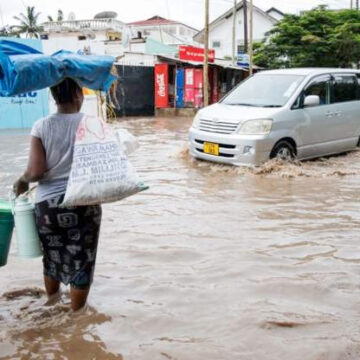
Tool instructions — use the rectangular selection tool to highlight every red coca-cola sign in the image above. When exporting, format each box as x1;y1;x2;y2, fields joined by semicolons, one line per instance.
179;45;215;63
155;63;169;108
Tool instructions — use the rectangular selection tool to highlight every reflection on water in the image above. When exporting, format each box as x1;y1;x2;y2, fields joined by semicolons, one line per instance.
2;117;360;359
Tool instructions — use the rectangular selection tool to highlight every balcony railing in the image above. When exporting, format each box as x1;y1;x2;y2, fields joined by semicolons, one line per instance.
43;19;124;33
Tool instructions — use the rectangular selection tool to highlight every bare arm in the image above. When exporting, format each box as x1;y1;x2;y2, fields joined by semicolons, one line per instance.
13;136;47;196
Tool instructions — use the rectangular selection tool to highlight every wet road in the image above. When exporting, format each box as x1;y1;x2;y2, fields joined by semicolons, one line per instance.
1;117;360;359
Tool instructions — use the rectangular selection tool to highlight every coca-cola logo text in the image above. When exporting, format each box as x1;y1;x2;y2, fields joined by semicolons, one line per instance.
156;74;166;97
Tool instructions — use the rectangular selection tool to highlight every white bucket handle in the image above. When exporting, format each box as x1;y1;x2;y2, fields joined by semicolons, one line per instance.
8;185;37;215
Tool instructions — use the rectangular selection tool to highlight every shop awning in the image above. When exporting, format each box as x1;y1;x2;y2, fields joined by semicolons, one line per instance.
156;54;261;71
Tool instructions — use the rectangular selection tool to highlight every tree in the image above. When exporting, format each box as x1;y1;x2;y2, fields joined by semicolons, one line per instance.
13;6;42;39
48;9;64;22
254;6;360;68
0;25;20;38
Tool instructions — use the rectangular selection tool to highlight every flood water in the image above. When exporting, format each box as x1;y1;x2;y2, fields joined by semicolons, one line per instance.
2;117;360;359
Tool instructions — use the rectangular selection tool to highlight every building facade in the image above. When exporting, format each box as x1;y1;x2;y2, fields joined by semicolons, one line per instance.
194;1;283;60
128;16;199;46
41;17;127;55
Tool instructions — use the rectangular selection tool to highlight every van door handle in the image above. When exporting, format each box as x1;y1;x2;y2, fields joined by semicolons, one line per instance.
334;111;342;117
326;111;334;118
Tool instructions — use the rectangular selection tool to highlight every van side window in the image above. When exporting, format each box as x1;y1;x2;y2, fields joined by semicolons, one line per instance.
331;75;357;103
304;78;330;106
292;77;330;109
356;74;360;99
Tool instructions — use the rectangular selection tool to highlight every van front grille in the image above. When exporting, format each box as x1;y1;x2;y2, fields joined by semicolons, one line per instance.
199;119;239;134
195;139;236;149
196;148;235;158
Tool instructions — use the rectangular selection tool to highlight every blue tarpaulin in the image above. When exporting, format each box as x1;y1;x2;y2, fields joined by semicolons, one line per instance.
0;40;117;97
0;38;49;129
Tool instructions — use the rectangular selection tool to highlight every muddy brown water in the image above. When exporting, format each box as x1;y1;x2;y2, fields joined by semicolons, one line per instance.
1;117;360;360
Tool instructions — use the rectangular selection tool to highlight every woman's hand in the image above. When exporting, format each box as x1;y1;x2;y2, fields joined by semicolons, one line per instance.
13;178;29;197
13;136;47;197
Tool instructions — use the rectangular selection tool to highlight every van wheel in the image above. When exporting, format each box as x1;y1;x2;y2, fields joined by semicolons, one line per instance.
270;141;296;161
357;137;360;147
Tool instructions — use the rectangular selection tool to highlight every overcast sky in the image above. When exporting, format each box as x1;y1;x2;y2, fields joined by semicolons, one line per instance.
0;0;353;30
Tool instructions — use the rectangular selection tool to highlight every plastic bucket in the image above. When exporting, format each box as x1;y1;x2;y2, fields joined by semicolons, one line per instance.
14;197;42;259
0;201;14;267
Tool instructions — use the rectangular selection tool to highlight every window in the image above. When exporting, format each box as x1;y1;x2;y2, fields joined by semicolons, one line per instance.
78;35;86;41
212;40;221;48
356;74;360;98
180;27;185;36
222;74;304;107
303;76;330;106
168;26;176;35
331;75;357;103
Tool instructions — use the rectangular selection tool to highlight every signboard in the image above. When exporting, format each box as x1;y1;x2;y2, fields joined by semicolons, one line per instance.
237;52;250;68
0;38;49;129
154;63;169;108
179;45;215;63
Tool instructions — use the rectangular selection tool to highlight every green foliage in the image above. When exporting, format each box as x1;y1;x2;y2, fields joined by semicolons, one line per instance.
0;25;20;38
13;6;42;39
254;6;360;68
48;10;64;23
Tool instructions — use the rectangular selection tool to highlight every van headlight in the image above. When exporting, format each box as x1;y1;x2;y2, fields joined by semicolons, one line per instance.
237;119;273;135
191;112;201;129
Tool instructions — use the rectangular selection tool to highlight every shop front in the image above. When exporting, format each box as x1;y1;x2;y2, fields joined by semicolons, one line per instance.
154;47;248;114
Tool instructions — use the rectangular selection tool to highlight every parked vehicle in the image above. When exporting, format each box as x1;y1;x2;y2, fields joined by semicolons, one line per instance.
189;68;360;166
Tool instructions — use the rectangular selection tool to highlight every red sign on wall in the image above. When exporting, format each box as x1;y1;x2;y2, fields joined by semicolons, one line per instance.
155;63;169;108
179;46;215;63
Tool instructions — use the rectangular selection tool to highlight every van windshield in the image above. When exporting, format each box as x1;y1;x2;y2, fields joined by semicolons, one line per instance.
222;74;304;107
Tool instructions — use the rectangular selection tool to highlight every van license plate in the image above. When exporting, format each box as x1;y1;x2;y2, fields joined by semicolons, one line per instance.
203;142;219;156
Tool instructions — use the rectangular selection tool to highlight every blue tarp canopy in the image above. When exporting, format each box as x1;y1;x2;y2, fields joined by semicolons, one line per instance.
0;40;117;96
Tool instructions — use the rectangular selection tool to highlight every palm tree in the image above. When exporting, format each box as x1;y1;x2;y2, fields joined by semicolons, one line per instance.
47;10;64;22
13;6;42;39
57;10;64;22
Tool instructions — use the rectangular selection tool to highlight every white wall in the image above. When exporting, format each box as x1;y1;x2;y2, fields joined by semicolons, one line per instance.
130;24;198;45
209;8;277;59
42;32;107;55
267;10;283;21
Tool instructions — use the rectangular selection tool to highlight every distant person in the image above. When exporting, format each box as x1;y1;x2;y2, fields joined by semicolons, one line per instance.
13;78;101;311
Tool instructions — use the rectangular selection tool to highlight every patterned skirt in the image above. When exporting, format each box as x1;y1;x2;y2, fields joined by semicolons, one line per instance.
34;194;102;289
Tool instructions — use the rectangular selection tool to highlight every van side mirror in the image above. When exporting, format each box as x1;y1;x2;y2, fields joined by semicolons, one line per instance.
304;95;320;107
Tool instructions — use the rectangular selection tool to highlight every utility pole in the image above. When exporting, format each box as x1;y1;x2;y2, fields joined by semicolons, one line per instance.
232;0;237;65
357;0;359;10
351;0;353;9
249;0;253;75
243;0;248;53
203;0;210;107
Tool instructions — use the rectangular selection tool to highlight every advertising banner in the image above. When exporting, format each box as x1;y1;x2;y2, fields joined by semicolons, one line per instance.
179;46;215;63
154;63;169;108
237;52;250;68
0;38;49;129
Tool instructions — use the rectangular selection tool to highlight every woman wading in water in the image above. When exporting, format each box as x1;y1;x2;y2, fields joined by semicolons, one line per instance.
13;78;102;311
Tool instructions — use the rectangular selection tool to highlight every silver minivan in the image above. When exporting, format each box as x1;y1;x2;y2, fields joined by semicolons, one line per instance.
189;68;360;166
